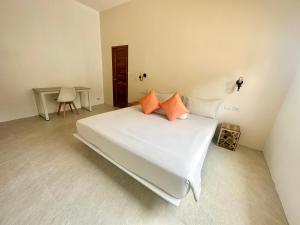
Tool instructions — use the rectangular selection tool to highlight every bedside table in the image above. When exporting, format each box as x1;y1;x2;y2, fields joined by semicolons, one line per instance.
217;123;241;151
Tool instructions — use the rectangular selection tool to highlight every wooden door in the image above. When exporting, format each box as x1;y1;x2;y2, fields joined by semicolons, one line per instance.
112;45;128;108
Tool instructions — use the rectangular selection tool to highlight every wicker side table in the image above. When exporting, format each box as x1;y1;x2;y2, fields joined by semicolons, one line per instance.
217;123;241;151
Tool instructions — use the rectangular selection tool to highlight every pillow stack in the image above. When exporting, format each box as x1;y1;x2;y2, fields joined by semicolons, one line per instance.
139;90;189;121
139;90;223;121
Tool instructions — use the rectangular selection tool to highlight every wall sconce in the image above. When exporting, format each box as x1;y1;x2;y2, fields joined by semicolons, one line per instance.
236;77;244;91
139;73;147;81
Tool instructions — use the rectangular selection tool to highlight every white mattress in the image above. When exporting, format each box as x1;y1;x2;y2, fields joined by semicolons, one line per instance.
76;106;218;200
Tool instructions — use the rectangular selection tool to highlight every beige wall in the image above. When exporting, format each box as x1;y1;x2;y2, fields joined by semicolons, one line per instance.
264;70;300;225
0;0;103;122
100;0;300;150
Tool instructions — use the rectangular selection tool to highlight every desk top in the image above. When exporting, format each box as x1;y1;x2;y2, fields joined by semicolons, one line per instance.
32;86;90;93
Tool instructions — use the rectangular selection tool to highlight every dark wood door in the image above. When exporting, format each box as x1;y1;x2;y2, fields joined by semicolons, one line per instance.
112;45;128;108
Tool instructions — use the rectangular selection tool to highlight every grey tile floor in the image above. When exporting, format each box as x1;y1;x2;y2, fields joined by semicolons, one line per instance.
0;105;288;225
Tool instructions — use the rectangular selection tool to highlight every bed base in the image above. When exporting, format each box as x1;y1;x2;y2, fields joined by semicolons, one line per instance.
73;133;181;206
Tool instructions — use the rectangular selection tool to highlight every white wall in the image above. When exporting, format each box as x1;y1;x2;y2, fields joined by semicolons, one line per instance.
76;0;130;11
100;0;300;150
0;0;104;122
264;71;300;225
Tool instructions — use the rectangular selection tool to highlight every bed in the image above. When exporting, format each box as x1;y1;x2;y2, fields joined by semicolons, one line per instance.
74;105;218;206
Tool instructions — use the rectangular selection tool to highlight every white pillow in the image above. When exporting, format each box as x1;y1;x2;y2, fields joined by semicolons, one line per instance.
178;113;188;120
185;97;223;119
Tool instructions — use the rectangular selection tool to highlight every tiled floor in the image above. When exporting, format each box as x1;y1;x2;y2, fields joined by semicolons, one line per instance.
0;105;288;225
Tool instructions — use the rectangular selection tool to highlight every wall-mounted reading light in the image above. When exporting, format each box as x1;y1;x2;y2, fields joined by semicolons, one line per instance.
139;73;147;81
236;77;244;91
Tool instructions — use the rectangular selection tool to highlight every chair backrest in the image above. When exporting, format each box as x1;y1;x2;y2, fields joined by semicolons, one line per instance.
57;87;76;102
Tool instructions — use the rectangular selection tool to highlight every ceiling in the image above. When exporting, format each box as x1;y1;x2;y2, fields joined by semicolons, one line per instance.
76;0;130;11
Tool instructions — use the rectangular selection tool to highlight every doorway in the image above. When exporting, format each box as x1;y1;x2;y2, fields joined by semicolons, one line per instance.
112;45;128;108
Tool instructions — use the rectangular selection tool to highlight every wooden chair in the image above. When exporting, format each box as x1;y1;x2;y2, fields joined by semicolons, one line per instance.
57;87;78;118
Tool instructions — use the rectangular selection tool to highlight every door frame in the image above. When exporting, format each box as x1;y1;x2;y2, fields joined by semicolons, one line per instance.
112;45;128;107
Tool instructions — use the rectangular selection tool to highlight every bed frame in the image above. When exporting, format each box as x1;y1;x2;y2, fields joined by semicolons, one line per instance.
73;133;181;206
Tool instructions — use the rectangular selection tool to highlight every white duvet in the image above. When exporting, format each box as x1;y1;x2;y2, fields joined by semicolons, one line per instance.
76;106;218;200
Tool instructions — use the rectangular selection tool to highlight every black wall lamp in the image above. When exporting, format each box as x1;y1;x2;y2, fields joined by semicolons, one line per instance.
139;73;147;81
236;77;244;91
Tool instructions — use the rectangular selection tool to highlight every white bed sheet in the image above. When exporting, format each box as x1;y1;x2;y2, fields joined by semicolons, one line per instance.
76;106;218;200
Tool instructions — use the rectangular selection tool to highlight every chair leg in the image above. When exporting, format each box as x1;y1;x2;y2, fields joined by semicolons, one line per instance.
71;102;79;114
57;103;62;115
68;102;73;112
63;103;66;118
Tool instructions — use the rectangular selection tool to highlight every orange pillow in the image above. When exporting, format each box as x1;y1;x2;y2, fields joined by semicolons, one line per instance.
139;90;160;114
160;93;189;121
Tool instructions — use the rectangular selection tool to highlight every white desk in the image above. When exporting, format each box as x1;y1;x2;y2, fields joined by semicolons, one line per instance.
32;86;92;121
